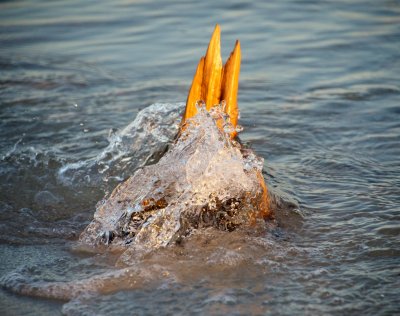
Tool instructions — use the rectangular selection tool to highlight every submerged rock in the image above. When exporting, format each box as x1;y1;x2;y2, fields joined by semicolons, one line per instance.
79;103;271;252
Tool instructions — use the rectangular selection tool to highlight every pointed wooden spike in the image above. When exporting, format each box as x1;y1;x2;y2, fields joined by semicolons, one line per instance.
182;25;241;137
182;57;204;123
202;24;222;110
221;40;241;136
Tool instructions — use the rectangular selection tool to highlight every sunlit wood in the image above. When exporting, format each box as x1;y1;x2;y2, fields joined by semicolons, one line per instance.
202;24;222;110
183;57;204;121
221;40;241;137
181;25;270;219
182;24;240;131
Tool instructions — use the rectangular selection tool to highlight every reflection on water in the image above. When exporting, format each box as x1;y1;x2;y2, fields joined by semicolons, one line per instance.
1;0;399;315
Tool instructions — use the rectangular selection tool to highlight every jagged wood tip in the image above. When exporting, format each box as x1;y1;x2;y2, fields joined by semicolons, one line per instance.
182;24;241;137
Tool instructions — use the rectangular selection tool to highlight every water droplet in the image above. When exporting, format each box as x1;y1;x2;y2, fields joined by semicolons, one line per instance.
209;106;220;119
223;123;234;133
195;100;206;111
235;125;244;133
231;139;240;147
220;100;226;112
108;128;117;138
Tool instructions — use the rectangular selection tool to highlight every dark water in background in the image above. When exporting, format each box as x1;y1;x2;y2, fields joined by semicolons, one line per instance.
1;0;400;315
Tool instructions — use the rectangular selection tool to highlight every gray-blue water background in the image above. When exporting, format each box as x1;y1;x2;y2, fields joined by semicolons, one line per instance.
1;0;399;315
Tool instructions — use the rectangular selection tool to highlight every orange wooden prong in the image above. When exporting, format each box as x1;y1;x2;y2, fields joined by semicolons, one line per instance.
183;56;204;122
221;40;241;137
182;24;240;134
201;24;222;111
181;25;271;218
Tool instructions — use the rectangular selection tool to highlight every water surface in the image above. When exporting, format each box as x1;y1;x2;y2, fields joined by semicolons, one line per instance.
1;0;400;315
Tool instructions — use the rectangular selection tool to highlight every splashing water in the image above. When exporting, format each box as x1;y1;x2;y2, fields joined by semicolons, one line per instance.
0;102;278;305
57;103;183;188
79;101;270;253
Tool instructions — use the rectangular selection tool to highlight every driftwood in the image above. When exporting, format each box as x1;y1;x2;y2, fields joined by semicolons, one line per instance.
78;24;272;251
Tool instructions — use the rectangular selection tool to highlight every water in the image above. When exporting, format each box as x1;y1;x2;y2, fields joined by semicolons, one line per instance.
76;102;270;252
1;0;399;315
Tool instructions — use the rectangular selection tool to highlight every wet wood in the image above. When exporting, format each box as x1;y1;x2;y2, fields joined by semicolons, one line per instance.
182;24;241;132
181;24;271;219
221;40;241;137
202;24;222;110
183;57;204;120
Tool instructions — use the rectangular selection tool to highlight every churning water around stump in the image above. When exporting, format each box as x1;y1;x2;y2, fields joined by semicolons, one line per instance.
1;0;399;315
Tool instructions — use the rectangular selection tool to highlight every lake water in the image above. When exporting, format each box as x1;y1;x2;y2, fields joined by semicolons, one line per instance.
1;0;399;315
